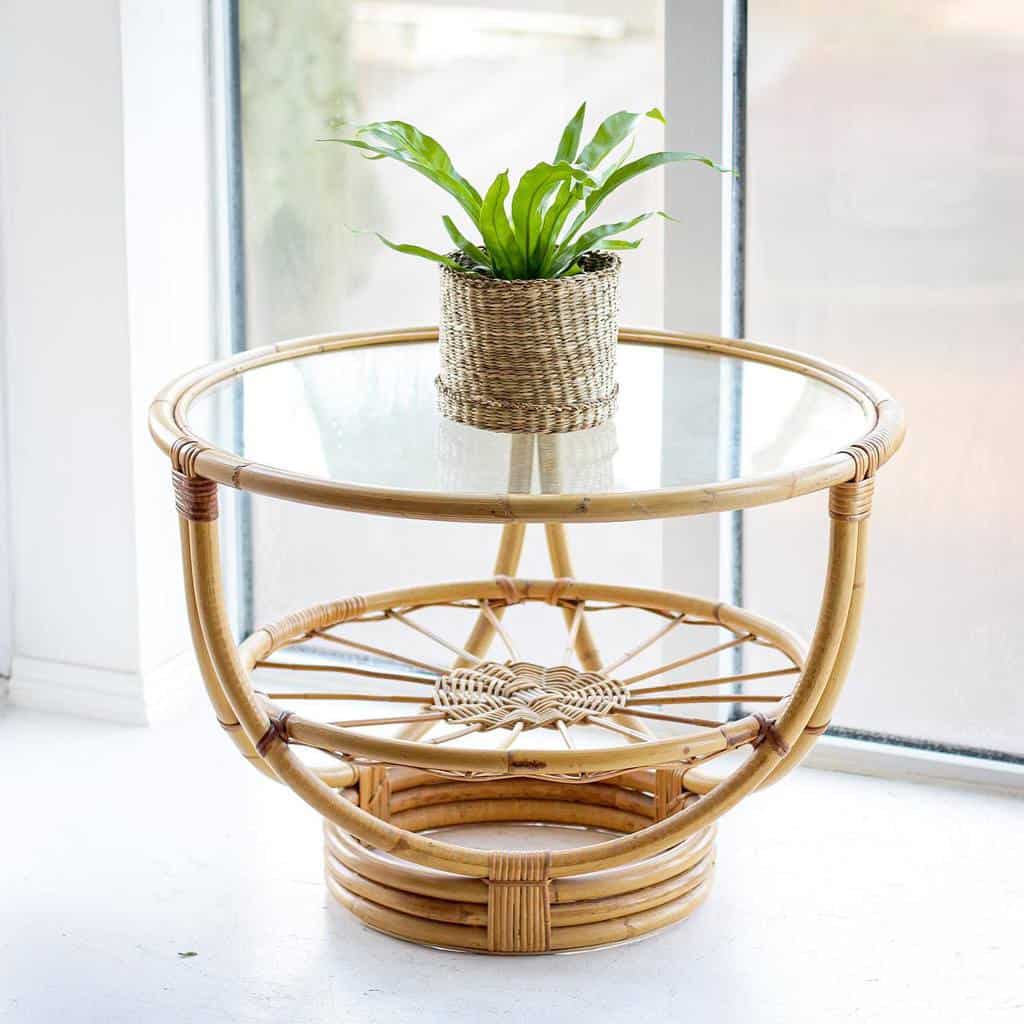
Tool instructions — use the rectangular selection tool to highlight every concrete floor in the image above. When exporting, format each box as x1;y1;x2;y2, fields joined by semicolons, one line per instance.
1;703;1021;1024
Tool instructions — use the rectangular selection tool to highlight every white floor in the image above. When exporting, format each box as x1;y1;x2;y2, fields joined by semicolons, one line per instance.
1;703;1021;1024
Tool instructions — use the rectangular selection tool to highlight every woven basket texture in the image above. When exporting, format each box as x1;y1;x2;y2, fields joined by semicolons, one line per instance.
436;251;620;433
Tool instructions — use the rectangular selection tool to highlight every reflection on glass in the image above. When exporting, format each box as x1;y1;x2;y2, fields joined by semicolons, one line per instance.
190;342;872;494
437;421;620;495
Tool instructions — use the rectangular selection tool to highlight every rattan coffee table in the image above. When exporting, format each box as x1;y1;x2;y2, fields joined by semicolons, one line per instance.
150;327;903;954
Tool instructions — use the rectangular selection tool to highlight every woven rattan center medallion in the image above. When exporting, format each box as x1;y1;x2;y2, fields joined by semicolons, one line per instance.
432;661;628;731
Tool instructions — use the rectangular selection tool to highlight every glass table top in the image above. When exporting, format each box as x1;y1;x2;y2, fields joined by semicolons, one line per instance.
186;340;873;498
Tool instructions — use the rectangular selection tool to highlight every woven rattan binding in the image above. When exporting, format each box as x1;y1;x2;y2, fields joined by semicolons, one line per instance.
170;437;203;478
358;764;391;822
436;252;620;434
830;478;875;521
487;851;552;953
655;766;687;821
494;575;523;606
262;596;368;648
172;469;218;522
256;710;293;757
752;713;790;758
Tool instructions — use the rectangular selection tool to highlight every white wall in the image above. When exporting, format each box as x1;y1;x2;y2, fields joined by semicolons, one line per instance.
0;0;213;721
121;1;216;680
2;0;140;676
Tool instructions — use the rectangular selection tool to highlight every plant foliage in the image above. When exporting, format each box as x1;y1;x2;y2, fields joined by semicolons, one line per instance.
323;103;729;280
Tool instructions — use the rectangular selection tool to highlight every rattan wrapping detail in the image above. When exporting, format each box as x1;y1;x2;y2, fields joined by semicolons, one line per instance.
802;720;832;736
494;575;523;606
262;597;368;648
172;469;219;522
358;764;391;821
841;403;900;481
487;851;552;953
170;437;203;477
256;710;293;757
830;478;875;521
437;253;621;433
752;713;790;758
655;766;687;821
545;577;573;606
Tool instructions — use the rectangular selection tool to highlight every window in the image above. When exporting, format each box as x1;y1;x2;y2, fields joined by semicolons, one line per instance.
223;0;668;656
219;1;1023;770
744;3;1024;760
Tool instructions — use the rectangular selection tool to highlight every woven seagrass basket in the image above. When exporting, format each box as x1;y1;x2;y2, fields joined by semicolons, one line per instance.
436;251;621;433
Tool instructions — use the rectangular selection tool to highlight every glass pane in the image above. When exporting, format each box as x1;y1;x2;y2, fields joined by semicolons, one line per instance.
746;4;1024;754
191;341;870;493
236;0;667;643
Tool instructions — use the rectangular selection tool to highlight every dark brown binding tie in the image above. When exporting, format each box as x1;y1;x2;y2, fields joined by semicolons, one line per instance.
803;720;831;736
256;710;294;757
172;470;219;522
752;713;790;757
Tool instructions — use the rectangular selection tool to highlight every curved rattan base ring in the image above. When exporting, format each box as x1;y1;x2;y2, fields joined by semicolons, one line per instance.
325;767;714;953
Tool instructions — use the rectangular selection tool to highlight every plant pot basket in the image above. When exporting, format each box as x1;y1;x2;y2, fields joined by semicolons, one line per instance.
436;252;620;433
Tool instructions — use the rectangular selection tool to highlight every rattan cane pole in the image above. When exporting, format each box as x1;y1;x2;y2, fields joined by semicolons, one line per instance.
176;516;275;777
396;522;526;745
456;523;527;668
544;522;654;737
765;511;871;784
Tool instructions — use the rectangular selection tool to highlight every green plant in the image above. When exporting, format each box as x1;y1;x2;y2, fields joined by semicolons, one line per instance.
322;103;729;280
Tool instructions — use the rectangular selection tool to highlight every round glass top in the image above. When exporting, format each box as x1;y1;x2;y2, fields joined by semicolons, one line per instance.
178;333;878;520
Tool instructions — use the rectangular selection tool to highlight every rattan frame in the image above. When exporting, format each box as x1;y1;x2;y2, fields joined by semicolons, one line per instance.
152;327;903;953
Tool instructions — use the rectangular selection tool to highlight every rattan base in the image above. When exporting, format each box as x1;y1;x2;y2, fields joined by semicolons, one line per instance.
324;769;715;954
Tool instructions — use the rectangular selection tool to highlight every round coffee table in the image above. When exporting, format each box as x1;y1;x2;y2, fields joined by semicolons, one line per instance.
150;327;904;954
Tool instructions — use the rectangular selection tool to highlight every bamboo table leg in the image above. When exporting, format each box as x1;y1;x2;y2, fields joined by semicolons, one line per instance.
397;434;535;742
760;476;875;786
544;522;655;737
